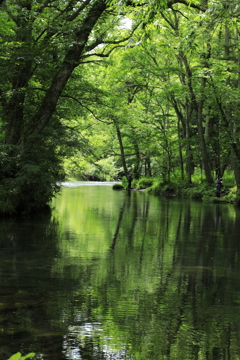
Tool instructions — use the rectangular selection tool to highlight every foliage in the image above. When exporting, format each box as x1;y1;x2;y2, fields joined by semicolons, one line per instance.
1;0;240;214
121;175;128;189
214;186;239;204
7;353;35;360
112;183;124;190
0;0;135;214
184;184;213;201
0;133;63;215
134;177;155;189
147;179;182;196
144;175;240;204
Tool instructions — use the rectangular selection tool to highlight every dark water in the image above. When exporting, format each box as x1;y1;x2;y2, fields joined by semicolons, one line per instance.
1;182;240;360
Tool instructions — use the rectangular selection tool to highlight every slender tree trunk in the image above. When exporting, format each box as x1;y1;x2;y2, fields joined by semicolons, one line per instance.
197;77;213;184
224;25;240;189
174;60;194;184
181;53;213;184
186;103;193;184
114;121;128;176
232;31;240;190
235;34;240;190
177;117;184;180
131;133;141;179
145;156;152;177
170;95;185;180
231;149;240;190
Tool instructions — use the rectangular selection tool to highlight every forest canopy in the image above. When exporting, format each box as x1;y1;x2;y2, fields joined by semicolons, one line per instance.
0;0;240;214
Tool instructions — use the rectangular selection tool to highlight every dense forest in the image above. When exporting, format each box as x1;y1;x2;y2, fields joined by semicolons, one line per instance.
0;0;240;214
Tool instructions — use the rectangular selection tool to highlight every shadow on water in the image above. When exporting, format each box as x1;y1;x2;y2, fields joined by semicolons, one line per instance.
1;184;240;360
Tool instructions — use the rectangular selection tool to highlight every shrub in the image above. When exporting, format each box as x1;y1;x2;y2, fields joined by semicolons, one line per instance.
112;183;124;190
135;177;155;189
0;135;63;215
121;175;128;189
147;179;162;195
190;190;204;200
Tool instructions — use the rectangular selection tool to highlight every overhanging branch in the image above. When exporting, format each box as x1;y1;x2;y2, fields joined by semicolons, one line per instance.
84;22;140;54
61;94;112;124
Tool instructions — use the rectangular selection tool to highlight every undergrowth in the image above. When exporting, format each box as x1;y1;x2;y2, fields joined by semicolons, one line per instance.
126;176;239;205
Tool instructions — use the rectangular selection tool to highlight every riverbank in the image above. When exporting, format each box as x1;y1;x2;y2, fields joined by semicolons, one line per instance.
116;176;240;205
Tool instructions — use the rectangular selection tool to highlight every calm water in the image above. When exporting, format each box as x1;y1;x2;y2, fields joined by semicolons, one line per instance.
1;182;240;360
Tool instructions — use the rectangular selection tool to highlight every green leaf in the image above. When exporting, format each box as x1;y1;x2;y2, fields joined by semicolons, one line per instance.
7;353;36;360
7;353;21;360
21;354;36;360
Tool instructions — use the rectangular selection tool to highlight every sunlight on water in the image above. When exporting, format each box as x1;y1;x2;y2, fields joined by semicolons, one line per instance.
59;181;120;187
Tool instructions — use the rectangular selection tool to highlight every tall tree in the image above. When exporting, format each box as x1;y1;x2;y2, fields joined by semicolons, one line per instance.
0;0;136;213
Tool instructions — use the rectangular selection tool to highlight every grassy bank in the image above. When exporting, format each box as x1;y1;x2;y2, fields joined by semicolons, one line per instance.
119;175;240;206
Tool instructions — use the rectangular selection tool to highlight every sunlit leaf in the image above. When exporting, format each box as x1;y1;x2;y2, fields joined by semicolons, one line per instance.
7;353;21;360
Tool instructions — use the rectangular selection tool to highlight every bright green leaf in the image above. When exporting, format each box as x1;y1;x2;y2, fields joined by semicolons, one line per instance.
21;353;36;360
7;353;21;360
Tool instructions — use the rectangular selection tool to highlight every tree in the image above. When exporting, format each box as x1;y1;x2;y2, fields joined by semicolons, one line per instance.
1;0;240;215
0;0;136;213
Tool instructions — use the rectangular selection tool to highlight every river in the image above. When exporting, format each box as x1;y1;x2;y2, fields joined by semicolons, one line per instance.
1;182;240;360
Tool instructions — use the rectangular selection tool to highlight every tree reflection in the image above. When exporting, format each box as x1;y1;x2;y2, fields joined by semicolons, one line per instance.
1;188;240;360
0;213;72;360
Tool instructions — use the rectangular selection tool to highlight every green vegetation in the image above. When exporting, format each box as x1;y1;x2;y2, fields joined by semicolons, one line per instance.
131;174;240;204
1;0;240;214
7;353;35;360
112;183;124;190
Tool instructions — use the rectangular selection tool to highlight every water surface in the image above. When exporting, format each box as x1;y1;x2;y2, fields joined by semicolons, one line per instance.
1;183;240;360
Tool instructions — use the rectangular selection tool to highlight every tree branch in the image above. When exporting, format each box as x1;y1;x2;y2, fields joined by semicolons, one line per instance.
84;22;140;54
60;94;112;124
66;0;92;21
82;44;126;59
167;0;205;12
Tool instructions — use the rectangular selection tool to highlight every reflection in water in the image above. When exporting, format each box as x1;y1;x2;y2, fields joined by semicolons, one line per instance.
214;204;222;229
1;183;240;360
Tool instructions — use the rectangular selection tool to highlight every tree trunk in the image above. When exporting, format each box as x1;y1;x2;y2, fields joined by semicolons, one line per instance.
145;156;152;177
197;78;213;184
224;25;240;189
4;2;33;145
231;149;240;191
186;103;194;184
17;0;107;146
177;116;184;180
181;53;213;184
132;137;141;179
114;121;128;176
